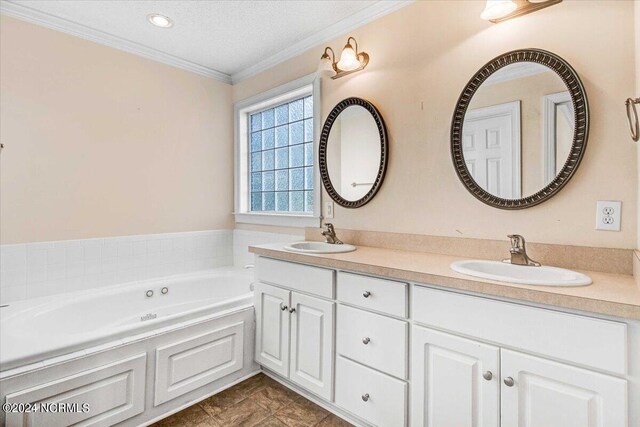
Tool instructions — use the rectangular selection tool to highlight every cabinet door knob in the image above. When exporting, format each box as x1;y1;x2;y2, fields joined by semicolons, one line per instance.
362;337;371;345
363;291;371;298
483;371;493;381
361;393;370;402
503;377;515;387
289;307;296;314
280;304;288;311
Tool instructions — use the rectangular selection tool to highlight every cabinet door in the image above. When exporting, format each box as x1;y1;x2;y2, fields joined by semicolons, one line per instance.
411;326;500;427
289;292;334;401
254;282;290;376
501;349;627;427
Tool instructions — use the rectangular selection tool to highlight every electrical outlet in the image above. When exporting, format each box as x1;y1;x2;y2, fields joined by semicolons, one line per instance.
324;201;334;219
596;200;621;231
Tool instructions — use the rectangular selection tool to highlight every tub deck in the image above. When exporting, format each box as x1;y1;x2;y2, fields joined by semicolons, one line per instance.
0;267;253;374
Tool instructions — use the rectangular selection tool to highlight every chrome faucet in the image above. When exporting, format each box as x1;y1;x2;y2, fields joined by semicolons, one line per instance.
503;234;541;267
321;223;343;245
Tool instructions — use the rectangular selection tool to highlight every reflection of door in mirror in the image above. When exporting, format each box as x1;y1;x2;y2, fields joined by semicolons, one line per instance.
543;91;575;184
326;106;380;201
453;50;588;209
463;63;572;198
463;101;521;199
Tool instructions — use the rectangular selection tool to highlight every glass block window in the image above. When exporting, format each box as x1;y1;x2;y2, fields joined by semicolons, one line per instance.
249;95;314;213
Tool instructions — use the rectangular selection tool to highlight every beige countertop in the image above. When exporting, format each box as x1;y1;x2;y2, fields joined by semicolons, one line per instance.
249;243;640;320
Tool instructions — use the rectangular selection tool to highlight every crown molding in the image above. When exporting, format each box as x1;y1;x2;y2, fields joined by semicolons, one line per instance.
230;0;414;84
0;0;233;84
1;0;413;86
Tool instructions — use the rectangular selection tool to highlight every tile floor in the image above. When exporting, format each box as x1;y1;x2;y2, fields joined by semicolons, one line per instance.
151;372;354;427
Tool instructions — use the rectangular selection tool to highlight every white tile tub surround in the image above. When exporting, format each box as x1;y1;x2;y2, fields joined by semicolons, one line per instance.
0;230;233;304
233;230;303;268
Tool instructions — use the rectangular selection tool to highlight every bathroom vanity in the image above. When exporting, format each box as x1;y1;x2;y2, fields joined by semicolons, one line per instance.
251;243;640;427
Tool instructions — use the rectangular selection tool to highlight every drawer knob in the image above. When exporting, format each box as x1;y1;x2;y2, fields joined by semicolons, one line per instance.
146;290;154;298
161;287;169;295
363;291;371;298
289;307;296;314
280;304;288;311
483;371;493;381
362;337;371;345
503;377;515;387
361;393;370;402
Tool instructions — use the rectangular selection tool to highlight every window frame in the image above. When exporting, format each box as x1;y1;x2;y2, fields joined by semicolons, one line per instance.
234;73;321;227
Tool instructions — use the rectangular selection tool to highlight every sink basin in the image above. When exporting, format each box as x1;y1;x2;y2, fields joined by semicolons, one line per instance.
450;260;591;287
284;241;357;254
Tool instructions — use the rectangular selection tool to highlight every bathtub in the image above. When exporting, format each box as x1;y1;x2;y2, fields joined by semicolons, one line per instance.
0;266;254;373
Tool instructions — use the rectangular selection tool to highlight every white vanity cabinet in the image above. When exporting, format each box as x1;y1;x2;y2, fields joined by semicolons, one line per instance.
411;286;629;427
289;292;334;400
411;326;500;427
254;282;291;377
334;272;409;427
335;355;407;427
500;349;627;427
253;255;635;427
254;261;335;401
411;324;627;427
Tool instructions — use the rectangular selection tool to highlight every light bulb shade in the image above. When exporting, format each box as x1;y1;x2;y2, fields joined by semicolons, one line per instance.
317;54;335;76
480;0;517;20
337;44;360;72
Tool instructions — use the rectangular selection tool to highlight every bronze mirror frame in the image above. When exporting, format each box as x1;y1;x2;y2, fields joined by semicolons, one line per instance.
450;48;589;210
319;97;388;208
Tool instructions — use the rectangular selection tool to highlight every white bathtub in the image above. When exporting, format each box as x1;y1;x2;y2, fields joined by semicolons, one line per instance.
0;267;253;373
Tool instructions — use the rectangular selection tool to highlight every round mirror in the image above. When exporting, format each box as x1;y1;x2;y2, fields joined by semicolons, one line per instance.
451;49;589;209
319;97;388;208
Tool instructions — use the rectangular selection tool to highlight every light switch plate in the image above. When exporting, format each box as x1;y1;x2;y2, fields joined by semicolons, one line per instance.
596;200;621;231
324;201;334;219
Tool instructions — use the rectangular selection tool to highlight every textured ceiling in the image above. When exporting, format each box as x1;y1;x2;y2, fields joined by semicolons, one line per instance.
5;0;398;80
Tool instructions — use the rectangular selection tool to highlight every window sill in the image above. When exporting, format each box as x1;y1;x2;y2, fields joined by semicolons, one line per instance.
234;212;321;228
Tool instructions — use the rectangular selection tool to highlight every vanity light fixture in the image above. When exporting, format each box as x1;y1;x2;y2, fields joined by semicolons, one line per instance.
481;0;562;23
147;13;174;28
318;37;369;79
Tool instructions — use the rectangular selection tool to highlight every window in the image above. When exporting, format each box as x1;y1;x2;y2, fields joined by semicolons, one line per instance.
234;74;320;227
249;95;314;213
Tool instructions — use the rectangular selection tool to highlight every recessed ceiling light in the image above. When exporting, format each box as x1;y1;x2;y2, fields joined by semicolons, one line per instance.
147;13;173;28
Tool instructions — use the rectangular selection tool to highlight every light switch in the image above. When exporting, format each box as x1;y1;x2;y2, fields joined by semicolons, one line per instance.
324;201;334;219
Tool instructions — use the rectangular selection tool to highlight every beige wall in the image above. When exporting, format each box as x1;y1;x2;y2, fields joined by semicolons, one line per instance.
0;16;234;244
636;0;640;248
234;0;638;249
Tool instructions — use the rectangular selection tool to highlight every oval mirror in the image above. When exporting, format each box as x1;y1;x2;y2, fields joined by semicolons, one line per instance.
451;49;589;209
319;97;388;208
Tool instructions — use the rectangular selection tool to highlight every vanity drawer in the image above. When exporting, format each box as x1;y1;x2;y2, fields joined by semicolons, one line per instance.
413;286;627;375
335;356;407;427
256;257;335;299
337;272;408;317
336;305;408;379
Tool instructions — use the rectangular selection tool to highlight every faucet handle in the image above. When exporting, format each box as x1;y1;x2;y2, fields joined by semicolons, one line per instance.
507;234;525;249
